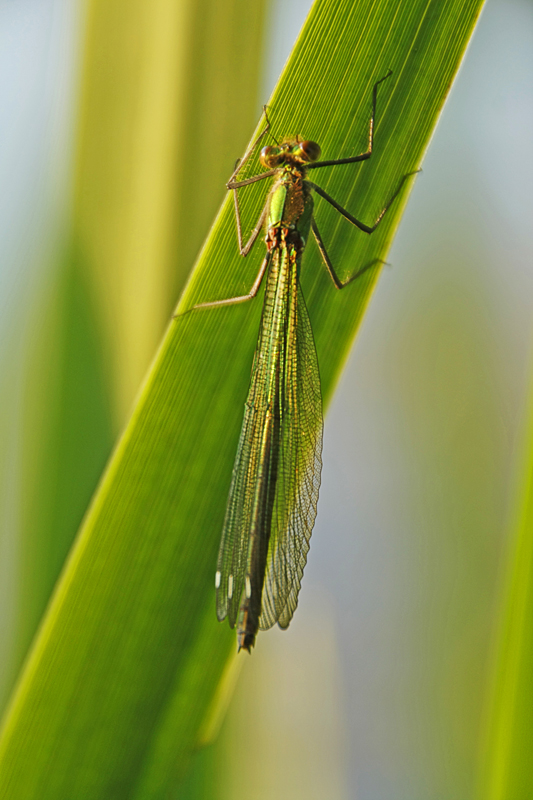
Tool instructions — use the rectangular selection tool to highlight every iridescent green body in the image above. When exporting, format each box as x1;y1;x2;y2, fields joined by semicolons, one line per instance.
191;72;412;651
216;160;323;651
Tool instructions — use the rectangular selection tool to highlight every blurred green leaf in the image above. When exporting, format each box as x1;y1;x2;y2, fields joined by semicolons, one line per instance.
0;0;485;798
480;394;533;799
0;0;267;712
75;0;269;417
15;247;114;686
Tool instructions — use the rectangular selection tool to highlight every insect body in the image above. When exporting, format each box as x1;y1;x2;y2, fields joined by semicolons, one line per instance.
191;71;414;651
219;141;323;652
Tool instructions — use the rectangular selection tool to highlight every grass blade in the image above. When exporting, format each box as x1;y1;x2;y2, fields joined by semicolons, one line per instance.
480;394;533;798
0;1;485;797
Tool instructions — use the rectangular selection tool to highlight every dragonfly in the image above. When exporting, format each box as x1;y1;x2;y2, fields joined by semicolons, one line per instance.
190;70;413;651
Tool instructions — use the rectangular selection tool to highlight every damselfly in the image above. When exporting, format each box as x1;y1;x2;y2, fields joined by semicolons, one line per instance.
191;71;413;651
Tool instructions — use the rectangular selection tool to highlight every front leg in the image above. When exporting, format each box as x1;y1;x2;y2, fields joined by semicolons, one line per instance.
225;107;278;256
307;70;392;170
226;105;272;187
233;198;269;257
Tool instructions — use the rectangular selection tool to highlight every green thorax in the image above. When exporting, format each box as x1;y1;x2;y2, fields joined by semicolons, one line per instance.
267;167;314;245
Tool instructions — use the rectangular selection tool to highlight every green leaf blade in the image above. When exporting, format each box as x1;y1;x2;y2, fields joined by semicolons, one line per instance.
0;1;486;797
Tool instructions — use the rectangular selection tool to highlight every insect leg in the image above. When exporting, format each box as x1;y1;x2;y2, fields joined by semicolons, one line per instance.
225;108;278;255
233;196;269;256
226;105;273;188
228;169;276;254
176;253;270;316
307;70;392;170
227;170;276;191
311;218;385;289
306;170;419;234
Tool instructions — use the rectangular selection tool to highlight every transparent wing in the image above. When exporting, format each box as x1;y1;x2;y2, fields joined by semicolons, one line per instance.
215;373;270;627
216;248;323;632
259;281;323;630
216;249;285;627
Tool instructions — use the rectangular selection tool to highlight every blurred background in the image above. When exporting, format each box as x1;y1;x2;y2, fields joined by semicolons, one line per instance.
1;0;532;798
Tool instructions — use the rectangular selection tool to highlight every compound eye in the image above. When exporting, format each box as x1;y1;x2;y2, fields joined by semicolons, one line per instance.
260;145;281;168
296;140;321;162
